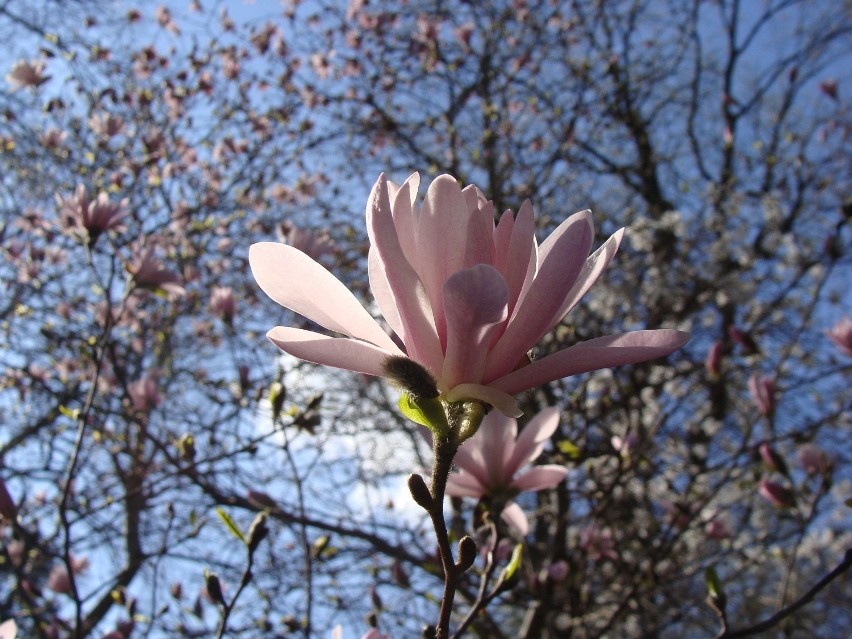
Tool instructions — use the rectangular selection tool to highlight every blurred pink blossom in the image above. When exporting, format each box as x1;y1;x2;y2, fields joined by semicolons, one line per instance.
331;625;389;639
57;185;127;246
758;480;796;509
210;286;236;325
6;59;50;90
127;247;185;298
825;316;852;356
279;223;336;263
798;444;831;476
445;408;567;534
128;373;161;413
580;526;618;562
88;113;126;138
47;556;89;594
250;173;690;416
748;374;776;416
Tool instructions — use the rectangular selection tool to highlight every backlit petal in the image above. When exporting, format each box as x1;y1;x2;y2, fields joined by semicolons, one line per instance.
267;327;400;377
250;242;399;352
484;211;593;381
500;501;529;535
492;329;691;395
443;383;522;418
441;265;508;388
504;406;560;478
512;465;568;492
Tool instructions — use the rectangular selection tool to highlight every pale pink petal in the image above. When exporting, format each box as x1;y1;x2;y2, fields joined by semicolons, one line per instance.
441;265;508;388
366;175;444;373
367;249;403;342
445;470;486;498
250;242;400;353
549;228;623;327
500;501;529;535
477;411;517;487
512;465;568;492
502;200;538;318
267;327;399;377
442;383;521;418
415;174;472;343
0;620;15;639
504;406;560;477
390;174;420;265
484;211;594;381
460;184;495;267
492;329;691;394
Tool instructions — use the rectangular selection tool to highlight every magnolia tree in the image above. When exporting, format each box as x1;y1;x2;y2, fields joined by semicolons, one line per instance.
0;1;850;638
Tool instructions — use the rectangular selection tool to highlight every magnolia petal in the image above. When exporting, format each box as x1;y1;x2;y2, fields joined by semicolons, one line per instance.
476;411;517;487
549;228;623;328
367;249;404;343
512;465;568;492
441;265;508;389
250;242;399;353
485;211;594;381
503;200;537;318
500;501;529;535
492;329;691;395
445;470;487;498
367;175;444;373
443;383;522;418
504;406;560;478
267;327;400;377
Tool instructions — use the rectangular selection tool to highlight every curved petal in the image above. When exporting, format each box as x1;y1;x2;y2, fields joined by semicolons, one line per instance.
549;228;623;327
500;501;529;535
502;200;537;318
445;470;487;498
491;329;691;395
250;242;400;353
512;465;568;492
441;265;508;388
504;406;560;477
475;411;516;488
443;383;522;418
484;211;594;381
267;327;400;377
367;175;444;373
414;175;479;345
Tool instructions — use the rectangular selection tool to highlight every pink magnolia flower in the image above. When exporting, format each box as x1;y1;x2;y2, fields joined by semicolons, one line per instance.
825;316;852;356
6;59;50;90
445;407;567;534
748;374;776;416
57;185;127;246
250;173;690;416
126;247;185;298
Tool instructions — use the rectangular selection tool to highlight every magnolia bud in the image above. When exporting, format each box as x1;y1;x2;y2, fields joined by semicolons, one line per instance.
407;474;432;510
247;512;269;555
203;568;225;606
456;536;477;572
